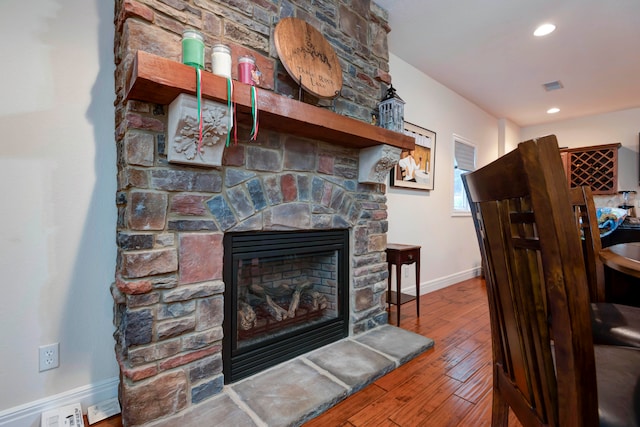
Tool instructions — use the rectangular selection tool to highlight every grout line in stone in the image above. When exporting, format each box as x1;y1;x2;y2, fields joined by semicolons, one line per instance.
225;388;269;427
346;336;400;366
299;356;351;390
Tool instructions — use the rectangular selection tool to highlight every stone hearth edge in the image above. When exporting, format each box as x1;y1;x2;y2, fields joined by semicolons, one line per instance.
143;325;434;427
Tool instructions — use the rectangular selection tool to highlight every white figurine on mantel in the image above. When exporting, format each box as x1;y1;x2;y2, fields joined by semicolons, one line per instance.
167;93;229;167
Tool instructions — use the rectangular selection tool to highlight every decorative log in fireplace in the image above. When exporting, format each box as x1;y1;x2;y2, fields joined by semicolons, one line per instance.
223;229;349;383
238;280;327;330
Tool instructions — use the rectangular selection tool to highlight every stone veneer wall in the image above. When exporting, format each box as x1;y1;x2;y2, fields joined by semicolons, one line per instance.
113;0;393;425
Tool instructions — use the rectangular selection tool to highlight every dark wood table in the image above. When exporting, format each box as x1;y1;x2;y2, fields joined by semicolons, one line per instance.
600;242;640;306
600;242;640;278
386;243;421;326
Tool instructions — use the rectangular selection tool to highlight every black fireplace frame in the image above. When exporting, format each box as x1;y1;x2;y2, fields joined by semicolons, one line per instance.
222;229;350;383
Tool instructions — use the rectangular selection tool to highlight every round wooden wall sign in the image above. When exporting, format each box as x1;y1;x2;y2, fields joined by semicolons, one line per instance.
274;17;343;98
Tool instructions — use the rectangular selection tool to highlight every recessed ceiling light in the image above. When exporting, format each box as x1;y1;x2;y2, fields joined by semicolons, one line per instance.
547;107;560;114
534;23;556;37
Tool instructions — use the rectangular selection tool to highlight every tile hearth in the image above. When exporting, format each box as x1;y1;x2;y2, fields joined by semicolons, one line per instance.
144;325;434;427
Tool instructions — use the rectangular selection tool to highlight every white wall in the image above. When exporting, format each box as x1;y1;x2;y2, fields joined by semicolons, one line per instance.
498;118;521;156
522;108;640;194
386;54;500;294
0;0;118;425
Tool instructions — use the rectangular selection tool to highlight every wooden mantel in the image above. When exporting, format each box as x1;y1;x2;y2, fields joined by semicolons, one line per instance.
125;51;414;151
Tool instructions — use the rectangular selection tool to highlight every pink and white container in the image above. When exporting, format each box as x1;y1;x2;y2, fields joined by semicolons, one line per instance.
238;55;260;85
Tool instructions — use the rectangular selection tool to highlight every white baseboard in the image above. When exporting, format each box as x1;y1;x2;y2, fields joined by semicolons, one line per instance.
401;267;482;296
0;377;119;427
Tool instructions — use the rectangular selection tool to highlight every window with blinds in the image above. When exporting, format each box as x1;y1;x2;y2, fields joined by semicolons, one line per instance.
453;136;476;213
454;140;476;172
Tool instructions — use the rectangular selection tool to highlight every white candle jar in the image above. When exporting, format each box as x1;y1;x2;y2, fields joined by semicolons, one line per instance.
211;44;232;78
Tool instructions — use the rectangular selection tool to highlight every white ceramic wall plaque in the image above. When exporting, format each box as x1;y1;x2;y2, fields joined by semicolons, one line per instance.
167;93;229;167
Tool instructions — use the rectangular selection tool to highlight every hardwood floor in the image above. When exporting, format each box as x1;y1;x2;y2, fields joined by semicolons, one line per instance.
87;278;522;426
304;277;522;427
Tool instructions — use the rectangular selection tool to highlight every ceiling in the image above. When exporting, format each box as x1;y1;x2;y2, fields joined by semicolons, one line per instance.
374;0;640;127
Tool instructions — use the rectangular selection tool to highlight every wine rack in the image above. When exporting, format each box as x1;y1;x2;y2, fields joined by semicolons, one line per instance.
560;143;621;195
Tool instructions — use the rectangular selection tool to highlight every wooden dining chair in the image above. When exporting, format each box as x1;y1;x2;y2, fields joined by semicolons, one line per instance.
463;135;640;427
570;185;640;348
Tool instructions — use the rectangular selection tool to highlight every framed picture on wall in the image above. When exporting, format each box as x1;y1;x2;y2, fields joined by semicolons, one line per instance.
390;122;436;190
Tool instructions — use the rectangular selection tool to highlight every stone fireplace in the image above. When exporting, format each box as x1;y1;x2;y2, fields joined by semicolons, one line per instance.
112;0;413;425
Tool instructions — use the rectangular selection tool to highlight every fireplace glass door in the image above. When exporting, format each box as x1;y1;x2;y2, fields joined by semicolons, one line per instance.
223;229;349;382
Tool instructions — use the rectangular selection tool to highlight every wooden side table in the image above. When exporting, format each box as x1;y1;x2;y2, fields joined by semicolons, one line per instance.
386;243;421;326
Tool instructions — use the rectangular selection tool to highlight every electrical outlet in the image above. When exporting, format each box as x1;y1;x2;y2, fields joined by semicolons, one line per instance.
39;343;59;372
404;266;409;278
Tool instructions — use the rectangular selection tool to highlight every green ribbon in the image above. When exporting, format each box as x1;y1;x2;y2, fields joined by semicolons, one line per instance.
196;67;203;154
226;78;233;147
250;86;259;141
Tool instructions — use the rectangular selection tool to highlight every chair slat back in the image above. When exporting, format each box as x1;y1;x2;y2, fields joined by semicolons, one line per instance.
463;135;598;427
569;185;606;302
